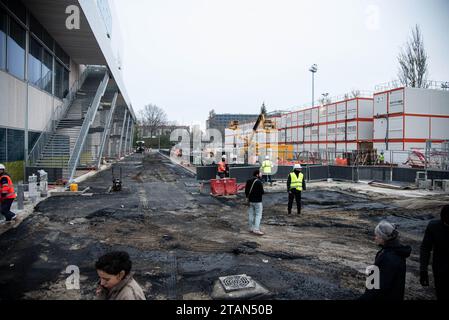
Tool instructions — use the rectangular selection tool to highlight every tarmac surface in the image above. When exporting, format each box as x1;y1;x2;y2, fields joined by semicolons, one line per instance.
0;152;446;300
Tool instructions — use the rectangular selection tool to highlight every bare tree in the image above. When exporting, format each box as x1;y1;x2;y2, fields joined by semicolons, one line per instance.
351;89;361;98
139;104;168;137
398;25;429;88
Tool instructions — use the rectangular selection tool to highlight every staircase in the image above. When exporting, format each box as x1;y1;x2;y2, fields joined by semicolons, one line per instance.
30;67;109;177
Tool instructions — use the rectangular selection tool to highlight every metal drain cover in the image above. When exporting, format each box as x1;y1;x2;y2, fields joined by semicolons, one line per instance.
219;274;256;292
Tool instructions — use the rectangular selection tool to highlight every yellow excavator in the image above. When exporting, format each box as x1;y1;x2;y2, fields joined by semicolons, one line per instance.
229;107;277;164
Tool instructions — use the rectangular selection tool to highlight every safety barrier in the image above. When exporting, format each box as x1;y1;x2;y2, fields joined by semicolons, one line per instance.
196;164;449;186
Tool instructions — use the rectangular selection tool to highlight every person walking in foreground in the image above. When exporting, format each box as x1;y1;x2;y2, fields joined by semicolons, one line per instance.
287;164;306;215
420;205;449;300
245;170;265;236
360;220;412;300
0;164;17;223
95;251;146;300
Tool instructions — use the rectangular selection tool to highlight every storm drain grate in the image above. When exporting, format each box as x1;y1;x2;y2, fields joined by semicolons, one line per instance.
219;274;256;292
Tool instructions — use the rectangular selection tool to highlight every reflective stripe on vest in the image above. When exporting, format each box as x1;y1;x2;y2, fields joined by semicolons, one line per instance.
0;174;16;199
289;172;304;191
262;160;272;174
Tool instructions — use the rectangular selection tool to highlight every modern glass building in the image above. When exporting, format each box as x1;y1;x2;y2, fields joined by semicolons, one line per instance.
0;0;136;181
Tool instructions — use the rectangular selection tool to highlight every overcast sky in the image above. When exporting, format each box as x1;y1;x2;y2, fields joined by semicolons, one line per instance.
113;0;449;129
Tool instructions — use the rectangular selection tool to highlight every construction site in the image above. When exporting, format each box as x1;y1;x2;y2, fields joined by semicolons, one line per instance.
1;0;449;304
0;142;448;300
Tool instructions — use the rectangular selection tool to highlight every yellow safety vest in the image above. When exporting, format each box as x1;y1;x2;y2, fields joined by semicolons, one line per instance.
261;160;272;174
289;172;304;191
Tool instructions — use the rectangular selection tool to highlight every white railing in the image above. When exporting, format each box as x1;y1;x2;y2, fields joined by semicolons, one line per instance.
67;68;110;182
375;80;449;93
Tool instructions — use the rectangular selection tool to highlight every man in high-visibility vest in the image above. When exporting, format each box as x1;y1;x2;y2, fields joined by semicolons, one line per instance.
287;164;306;215
379;152;385;165
0;164;17;222
217;155;229;179
261;156;274;186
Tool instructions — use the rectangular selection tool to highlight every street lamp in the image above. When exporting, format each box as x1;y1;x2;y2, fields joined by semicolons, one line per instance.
309;64;318;107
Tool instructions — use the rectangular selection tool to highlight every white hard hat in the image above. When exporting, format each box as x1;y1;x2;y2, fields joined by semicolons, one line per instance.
0;164;5;170
222;155;227;159
293;164;302;170
265;155;270;160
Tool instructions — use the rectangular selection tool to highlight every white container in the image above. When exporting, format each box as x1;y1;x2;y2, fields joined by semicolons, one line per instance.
336;102;346;121
327;104;337;122
312;108;319;124
319;105;327;123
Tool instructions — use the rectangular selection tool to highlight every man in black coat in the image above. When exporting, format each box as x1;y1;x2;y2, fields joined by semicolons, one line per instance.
360;220;412;300
420;205;449;300
245;170;265;236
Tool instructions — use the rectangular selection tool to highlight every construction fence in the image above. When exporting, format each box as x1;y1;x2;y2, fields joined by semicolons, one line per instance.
196;164;449;184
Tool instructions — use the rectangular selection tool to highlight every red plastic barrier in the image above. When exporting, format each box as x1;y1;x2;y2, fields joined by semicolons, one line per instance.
210;178;237;196
223;178;237;196
210;179;225;196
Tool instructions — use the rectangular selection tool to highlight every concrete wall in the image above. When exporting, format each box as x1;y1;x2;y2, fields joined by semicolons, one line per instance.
0;70;26;129
0;69;63;132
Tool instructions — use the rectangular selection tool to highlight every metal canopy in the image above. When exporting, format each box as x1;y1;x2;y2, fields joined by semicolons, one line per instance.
21;0;106;65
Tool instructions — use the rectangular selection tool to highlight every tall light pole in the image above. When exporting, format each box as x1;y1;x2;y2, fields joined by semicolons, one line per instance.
309;64;318;107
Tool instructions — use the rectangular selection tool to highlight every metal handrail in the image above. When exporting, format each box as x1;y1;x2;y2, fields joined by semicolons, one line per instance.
67;69;110;182
96;91;118;168
375;80;449;92
26;66;93;166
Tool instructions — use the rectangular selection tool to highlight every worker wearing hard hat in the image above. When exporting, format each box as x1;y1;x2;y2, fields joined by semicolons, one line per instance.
261;155;274;186
287;164;306;215
217;155;229;179
0;164;17;222
379;151;385;165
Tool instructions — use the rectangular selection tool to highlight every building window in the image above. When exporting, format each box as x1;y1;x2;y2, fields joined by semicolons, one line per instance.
55;42;69;67
55;61;69;99
28;37;42;86
0;8;6;70
42;49;53;94
7;17;25;79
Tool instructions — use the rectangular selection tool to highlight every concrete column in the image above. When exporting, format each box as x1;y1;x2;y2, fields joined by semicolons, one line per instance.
123;115;131;156
129;123;135;154
118;110;128;159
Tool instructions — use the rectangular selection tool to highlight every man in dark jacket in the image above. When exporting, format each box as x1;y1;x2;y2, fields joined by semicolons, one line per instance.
287;164;306;215
360;220;412;300
245;170;265;235
420;205;449;300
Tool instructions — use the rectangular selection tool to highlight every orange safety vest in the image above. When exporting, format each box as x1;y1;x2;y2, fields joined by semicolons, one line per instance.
0;173;16;200
217;161;227;173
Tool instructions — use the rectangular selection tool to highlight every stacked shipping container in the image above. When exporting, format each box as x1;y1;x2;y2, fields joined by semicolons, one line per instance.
281;97;374;153
373;87;449;152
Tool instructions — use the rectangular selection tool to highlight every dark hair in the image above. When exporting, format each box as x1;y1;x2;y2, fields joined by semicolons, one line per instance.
441;205;449;224
253;170;260;177
95;251;132;276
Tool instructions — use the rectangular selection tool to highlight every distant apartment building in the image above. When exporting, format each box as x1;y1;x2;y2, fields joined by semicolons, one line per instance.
206;111;259;136
140;124;190;138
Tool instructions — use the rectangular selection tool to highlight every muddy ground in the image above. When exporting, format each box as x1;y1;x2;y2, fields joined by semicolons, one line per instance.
0;153;446;300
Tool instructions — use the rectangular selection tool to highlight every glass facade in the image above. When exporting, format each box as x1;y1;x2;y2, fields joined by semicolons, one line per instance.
7;17;25;79
1;0;70;97
28;37;42;86
55;61;69;99
0;127;40;163
0;8;6;70
42;48;52;94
